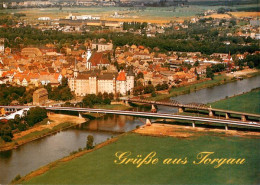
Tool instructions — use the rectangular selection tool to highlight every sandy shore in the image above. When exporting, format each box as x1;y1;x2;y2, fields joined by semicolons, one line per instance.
134;123;260;138
13;114;86;140
226;69;259;78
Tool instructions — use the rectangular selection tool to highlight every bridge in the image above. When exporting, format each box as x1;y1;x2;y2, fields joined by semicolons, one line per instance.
1;106;260;130
126;99;260;122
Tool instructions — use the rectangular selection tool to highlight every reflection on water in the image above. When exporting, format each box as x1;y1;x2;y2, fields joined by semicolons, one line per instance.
85;114;143;132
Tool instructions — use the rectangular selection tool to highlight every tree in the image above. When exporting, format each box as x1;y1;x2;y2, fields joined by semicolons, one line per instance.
248;61;254;68
144;84;155;94
108;93;114;100
194;61;199;67
61;77;68;87
86;135;94;150
206;66;214;80
217;7;226;14
26;107;47;127
103;92;109;99
0;124;13;142
137;72;144;79
103;98;111;105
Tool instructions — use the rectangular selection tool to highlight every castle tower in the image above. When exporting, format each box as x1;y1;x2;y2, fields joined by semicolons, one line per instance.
126;69;135;94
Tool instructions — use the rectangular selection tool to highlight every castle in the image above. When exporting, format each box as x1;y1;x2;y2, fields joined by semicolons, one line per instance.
68;65;134;97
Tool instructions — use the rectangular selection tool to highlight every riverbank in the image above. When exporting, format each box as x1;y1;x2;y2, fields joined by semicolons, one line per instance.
17;124;260;184
0;114;87;152
148;70;260;101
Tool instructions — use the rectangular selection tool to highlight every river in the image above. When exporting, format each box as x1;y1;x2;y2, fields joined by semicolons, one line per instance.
0;75;259;184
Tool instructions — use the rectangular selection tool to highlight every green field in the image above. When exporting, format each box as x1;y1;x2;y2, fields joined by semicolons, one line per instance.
211;88;260;114
2;4;258;22
21;133;260;184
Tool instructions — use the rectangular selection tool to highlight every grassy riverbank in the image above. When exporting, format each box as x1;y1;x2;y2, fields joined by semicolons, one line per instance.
149;71;260;101
210;88;260;114
0;114;86;151
19;130;260;184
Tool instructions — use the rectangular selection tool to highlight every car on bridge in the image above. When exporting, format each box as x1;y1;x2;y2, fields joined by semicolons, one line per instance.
249;122;258;125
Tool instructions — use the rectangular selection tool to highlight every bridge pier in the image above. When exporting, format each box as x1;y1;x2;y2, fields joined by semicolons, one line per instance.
241;115;248;122
225;125;228;131
79;113;82;118
225;113;230;119
146;119;152;126
192;121;195;128
151;104;157;113
125;100;131;107
209;110;215;117
178;107;184;113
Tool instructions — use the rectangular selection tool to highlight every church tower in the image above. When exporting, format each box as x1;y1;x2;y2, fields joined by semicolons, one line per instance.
74;59;79;78
82;47;92;70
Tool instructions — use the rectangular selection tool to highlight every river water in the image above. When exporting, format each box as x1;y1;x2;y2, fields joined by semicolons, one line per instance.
0;75;259;184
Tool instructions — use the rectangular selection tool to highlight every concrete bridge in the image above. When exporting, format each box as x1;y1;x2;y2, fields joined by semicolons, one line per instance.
126;99;260;122
0;106;260;130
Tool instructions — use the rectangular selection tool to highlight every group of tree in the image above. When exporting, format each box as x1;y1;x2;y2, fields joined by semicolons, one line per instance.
211;64;226;73
123;22;148;31
237;53;260;69
0;85;33;105
133;81;158;97
206;63;227;79
155;82;169;91
1;25;259;56
44;78;73;101
0;107;47;142
82;92;114;108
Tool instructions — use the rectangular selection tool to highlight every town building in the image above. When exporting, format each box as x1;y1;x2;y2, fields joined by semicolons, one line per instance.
33;88;48;106
91;42;113;52
21;48;43;58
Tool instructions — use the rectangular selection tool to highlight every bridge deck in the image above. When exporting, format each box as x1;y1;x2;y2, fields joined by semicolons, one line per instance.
128;99;260;118
1;106;260;129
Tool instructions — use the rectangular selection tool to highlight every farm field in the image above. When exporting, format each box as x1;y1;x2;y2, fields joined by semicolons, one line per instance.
3;4;259;23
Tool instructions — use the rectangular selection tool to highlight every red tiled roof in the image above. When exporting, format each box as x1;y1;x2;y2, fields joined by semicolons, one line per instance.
117;70;126;81
89;52;109;66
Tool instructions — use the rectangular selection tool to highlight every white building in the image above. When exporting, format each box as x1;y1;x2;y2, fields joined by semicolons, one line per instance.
69;70;134;97
38;17;50;21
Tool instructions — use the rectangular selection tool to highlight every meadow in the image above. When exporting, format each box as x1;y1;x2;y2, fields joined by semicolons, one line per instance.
211;88;260;114
21;133;260;184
